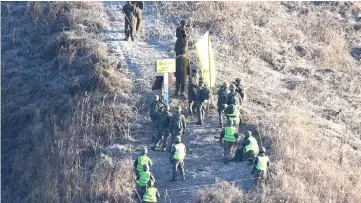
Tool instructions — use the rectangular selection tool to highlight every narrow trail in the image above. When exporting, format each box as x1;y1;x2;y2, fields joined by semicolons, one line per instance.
102;2;256;202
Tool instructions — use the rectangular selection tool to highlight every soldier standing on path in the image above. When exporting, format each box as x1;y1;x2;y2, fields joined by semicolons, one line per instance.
169;106;186;151
234;78;245;102
122;1;136;41
188;68;199;115
219;120;239;164
226;84;241;105
133;147;153;177
149;95;164;142
170;136;186;181
131;1;144;35
174;20;189;57
136;165;156;198
224;99;242;128
217;82;229;128
174;51;190;97
152;105;172;152
195;81;210;125
251;147;270;183
142;180;160;203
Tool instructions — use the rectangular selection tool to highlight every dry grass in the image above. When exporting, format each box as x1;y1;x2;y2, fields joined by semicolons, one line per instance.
2;2;135;202
155;2;361;202
193;181;244;203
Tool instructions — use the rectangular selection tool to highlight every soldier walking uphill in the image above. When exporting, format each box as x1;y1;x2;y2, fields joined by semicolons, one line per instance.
169;106;186;151
251;147;270;183
195;81;210;125
122;1;136;41
226;84;242;105
174;51;190;97
224;99;242;128
234;78;245;101
188;69;199;115
170;136;186;181
152;105;172;152
131;1;144;35
219;120;239;163
217;82;229;128
136;164;156;197
149;95;164;142
134;147;153;177
143;180;160;203
174;20;189;57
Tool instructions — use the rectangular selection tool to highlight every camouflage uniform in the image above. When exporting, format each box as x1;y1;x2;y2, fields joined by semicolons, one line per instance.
234;78;245;103
217;83;228;127
175;53;190;96
174;20;189;57
153;106;172;151
235;131;259;163
170;136;186;181
131;1;144;33
149;96;164;141
122;2;136;41
169;109;186;151
195;82;209;125
188;69;198;114
220;121;239;163
224;102;242;128
252;148;269;182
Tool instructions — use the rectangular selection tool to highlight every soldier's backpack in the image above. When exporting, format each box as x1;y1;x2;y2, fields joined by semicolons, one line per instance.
173;115;184;132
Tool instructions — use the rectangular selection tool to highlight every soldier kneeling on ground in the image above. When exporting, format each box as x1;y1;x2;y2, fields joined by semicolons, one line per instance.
136;164;156;198
142;180;161;203
133;147;153;177
251;147;270;183
234;131;259;164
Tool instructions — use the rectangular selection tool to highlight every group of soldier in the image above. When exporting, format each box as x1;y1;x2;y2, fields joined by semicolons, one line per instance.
122;1;144;41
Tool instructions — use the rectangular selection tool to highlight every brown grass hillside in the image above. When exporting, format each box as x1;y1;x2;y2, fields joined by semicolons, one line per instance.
153;1;361;202
1;2;134;202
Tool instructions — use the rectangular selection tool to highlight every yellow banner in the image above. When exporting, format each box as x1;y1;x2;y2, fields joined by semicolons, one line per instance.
156;59;176;73
195;31;216;88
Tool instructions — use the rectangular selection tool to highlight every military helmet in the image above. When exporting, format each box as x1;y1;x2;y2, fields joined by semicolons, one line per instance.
229;84;236;91
223;82;229;88
154;95;159;101
235;78;241;83
176;106;182;112
148;180;155;187
175;136;182;143
143;164;149;171
260;147;266;154
164;105;170;111
180;19;187;26
142;147;148;154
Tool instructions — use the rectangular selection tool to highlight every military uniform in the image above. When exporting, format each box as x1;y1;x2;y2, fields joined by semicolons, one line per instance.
226;91;241;105
252;151;269;182
175;54;190;96
235;84;245;102
169;112;186;151
188;70;198;114
143;185;160;203
122;2;136;41
153;108;172;151
220;123;239;163
195;83;209;125
217;85;228;127
131;1;144;33
136;167;155;197
174;20;189;57
224;104;242;127
170;137;186;181
133;153;152;176
149;98;164;141
237;132;259;162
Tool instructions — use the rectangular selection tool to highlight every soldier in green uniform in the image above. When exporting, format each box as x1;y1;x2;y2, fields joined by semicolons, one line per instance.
136;164;156;197
175;51;190;97
224;99;242;128
234;78;245;102
195;81;210;125
174;20;189;57
226;84;241;105
169;106;186;151
143;180;160;203
252;147;269;182
188;69;198;115
170;136;186;181
131;1;144;34
152;105;172;152
149;95;164;142
122;1;136;41
217;82;229;128
133;147;153;177
219;120;239;163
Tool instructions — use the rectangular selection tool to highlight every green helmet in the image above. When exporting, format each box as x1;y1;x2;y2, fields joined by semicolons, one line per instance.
175;136;182;143
154;95;159;101
223;82;229;89
142;147;148;154
143;164;149;171
229;84;235;91
235;78;241;83
148;180;155;187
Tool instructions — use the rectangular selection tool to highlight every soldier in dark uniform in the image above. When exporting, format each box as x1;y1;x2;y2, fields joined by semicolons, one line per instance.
152;105;172;152
217;82;228;128
174;20;189;57
195;81;210;125
131;1;144;34
234;78;245;102
174;51;190;97
188;69;198;115
122;1;136;41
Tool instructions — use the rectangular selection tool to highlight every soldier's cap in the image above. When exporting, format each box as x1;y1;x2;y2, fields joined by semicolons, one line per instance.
223;82;229;88
235;78;241;82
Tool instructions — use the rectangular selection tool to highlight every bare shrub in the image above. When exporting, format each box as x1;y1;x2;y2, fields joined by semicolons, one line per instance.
193;181;243;203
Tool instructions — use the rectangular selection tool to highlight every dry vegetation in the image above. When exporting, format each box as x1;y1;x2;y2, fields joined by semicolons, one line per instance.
2;2;134;202
154;1;361;202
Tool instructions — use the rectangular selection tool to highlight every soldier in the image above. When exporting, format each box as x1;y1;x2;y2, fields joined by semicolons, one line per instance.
217;82;229;128
169;106;186;151
174;51;190;97
237;131;259;163
219;120;239;163
251;147;269;182
133;147;153;177
224;99;242;128
174;20;189;57
234;78;245;102
188;69;198;115
131;1;144;34
170;136;186;181
122;1;136;41
226;84;241;105
149;95;164;142
152;105;172;152
195;82;210;125
136;164;156;197
143;180;160;203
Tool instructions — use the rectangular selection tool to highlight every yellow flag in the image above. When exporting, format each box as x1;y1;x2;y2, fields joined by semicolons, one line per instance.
195;31;216;88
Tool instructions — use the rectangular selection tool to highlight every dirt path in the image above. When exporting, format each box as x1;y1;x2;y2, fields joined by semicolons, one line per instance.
102;2;256;202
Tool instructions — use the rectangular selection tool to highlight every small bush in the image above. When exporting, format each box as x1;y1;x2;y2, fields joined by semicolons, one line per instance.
193;181;243;203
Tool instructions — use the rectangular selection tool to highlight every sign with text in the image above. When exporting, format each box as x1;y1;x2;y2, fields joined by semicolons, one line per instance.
156;59;176;73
